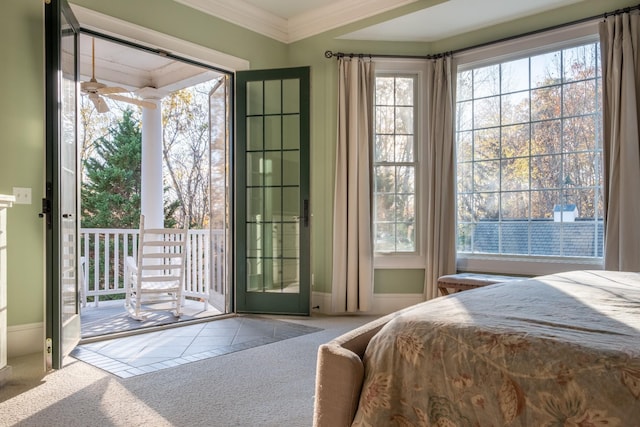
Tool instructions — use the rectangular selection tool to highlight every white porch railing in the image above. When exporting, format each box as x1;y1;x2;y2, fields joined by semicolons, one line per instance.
80;228;225;308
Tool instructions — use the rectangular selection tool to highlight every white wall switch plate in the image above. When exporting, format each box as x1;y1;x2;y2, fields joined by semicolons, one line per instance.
12;187;32;205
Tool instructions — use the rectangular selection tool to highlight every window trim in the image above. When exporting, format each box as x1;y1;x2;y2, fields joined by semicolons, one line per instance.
454;20;605;275
373;59;427;269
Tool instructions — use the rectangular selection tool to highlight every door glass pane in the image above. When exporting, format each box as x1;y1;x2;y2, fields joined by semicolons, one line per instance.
281;259;299;291
266;151;282;186
60;14;77;326
265;116;281;150
264;80;282;114
282;222;299;258
282;188;299;218
283;115;300;149
247;117;263;150
247;152;263;186
247;81;263;115
247;258;262;291
247;188;262;221
264;187;281;221
246;223;262;258
283;151;299;186
283;79;300;114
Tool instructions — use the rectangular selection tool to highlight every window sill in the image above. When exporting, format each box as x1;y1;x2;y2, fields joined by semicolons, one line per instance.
456;254;604;276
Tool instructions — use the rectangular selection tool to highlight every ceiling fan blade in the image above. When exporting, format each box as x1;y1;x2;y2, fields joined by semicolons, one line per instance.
89;94;110;113
105;94;157;110
97;86;129;95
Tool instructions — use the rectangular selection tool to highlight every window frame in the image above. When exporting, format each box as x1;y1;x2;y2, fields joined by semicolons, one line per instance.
373;59;428;269
454;21;605;276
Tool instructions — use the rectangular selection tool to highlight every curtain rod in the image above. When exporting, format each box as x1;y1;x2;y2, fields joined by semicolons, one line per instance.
324;3;640;60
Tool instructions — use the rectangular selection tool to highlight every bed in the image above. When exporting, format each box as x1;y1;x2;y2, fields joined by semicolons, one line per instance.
313;270;640;426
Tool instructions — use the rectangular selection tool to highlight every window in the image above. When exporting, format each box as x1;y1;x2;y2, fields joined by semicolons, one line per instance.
456;36;603;273
373;60;426;268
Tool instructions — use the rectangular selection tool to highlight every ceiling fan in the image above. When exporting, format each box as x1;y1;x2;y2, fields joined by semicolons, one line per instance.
80;38;157;113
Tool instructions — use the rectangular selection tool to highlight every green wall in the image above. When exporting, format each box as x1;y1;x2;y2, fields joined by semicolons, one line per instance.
1;0;637;329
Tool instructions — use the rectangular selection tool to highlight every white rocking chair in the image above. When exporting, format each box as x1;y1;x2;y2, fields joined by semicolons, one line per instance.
125;215;189;320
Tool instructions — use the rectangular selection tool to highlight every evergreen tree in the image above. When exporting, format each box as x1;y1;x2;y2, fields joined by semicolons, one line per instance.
81;109;142;228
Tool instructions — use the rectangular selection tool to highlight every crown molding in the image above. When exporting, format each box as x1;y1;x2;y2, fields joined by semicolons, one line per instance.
288;0;417;43
174;0;289;43
175;0;418;44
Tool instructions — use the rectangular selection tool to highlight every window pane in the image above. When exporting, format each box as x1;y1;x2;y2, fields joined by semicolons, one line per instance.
376;77;395;104
501;124;529;158
375;135;394;162
374;75;417;254
531;154;562;189
531;120;561;155
501;191;529;219
531;86;561;121
531;51;561;88
501;158;530;191
376;194;396;222
456;41;603;259
564;44;596;82
457;70;473;101
395;106;413;134
474;96;500;128
395;78;414;105
474;64;500;98
475;128;500;160
474;160;500;192
376;106;395;133
563;80;597;116
476;192;499;220
375;165;395;193
501;58;529;93
457;162;473;193
457;131;473;162
501;91;530;125
457;100;473;131
396;135;414;162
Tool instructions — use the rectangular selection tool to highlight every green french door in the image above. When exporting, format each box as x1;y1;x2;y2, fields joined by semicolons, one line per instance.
236;67;310;315
44;0;81;369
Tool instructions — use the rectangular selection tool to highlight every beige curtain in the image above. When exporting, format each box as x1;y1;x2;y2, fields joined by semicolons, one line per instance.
600;12;640;271
331;57;375;312
423;56;457;300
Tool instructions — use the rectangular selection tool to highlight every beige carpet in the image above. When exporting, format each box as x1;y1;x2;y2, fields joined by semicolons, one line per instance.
0;314;379;427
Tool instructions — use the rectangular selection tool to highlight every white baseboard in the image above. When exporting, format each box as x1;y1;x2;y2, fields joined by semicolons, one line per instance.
8;322;42;358
311;292;423;315
311;291;333;314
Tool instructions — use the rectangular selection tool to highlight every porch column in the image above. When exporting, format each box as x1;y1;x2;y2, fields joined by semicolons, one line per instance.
139;88;164;229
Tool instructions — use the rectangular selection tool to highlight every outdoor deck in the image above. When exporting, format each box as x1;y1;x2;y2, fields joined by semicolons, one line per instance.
80;298;225;339
79;227;227;340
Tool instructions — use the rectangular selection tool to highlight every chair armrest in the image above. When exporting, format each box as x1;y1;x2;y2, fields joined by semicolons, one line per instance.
313;343;365;427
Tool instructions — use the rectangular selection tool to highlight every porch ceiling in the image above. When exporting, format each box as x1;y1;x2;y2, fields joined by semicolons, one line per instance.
79;33;220;96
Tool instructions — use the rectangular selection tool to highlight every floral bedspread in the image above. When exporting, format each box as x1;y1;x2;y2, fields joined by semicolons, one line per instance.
352;270;640;426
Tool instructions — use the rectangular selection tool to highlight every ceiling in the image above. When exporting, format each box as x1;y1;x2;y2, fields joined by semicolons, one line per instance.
76;0;587;99
174;0;585;44
79;34;219;96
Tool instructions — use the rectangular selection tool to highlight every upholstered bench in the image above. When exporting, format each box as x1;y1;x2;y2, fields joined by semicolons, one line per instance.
437;273;522;296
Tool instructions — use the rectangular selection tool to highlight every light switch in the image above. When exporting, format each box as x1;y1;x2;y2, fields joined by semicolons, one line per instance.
12;187;32;205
